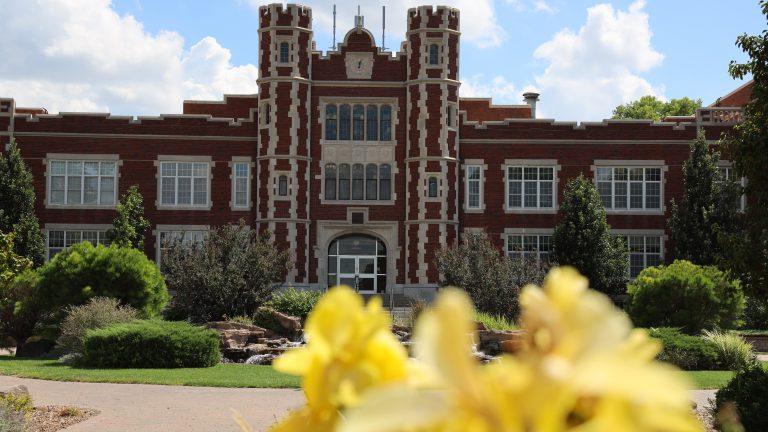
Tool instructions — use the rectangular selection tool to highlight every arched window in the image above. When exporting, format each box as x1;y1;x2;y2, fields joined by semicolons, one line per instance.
327;234;387;293
428;43;440;65
380;105;392;141
278;175;288;196
325;104;337;140
324;163;337;200
339;104;351;140
353;104;365;141
279;42;290;63
366;163;378;200
366;105;379;141
379;164;391;200
428;176;438;197
338;164;351;200
352;163;364;200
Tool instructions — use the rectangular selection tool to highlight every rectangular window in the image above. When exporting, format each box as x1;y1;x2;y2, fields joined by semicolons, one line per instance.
49;160;116;206
158;230;207;269
619;235;663;278
232;162;249;208
506;166;554;209
47;229;110;260
466;165;482;209
160;161;209;207
596;166;662;211
506;234;551;263
718;166;747;211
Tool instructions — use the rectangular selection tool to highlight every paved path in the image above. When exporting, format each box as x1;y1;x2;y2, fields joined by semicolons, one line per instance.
691;389;716;409
0;376;304;432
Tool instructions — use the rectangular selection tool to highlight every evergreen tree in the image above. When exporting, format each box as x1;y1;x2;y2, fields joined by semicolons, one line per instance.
108;185;150;250
0;139;45;266
723;1;768;298
552;175;628;295
669;130;742;265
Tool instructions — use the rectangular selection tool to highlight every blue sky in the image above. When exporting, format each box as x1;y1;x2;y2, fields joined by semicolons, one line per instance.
1;0;763;120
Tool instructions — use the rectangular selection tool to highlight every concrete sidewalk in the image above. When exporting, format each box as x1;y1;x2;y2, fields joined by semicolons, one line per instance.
0;376;303;432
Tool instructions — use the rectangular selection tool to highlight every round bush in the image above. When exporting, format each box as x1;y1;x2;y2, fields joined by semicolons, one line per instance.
715;365;768;431
626;260;745;334
648;327;723;371
82;320;219;368
36;243;168;321
266;287;322;322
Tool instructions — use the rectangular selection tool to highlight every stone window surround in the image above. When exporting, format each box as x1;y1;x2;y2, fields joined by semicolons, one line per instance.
446;101;458;131
44;223;113;261
273;36;296;67
259;99;272;128
424;38;446;68
502;159;560;214
153;224;210;266
318;97;399;146
611;229;667;278
462;159;487;213
271;170;293;201
590;159;667;215
155;155;213;211
502;227;554;263
229;156;253;211
44;153;121;210
717;160;747;211
423;172;445;202
317;162;398;205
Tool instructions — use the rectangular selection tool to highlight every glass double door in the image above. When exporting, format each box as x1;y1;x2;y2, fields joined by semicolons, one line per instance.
337;255;378;293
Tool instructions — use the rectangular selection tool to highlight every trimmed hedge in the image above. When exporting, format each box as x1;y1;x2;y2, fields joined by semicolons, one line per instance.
82;320;219;368
648;327;723;371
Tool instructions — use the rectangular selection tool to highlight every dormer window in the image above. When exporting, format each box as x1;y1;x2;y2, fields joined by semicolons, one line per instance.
279;42;290;64
429;43;440;65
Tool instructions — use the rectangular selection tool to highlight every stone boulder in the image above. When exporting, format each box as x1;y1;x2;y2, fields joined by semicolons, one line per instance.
205;322;268;351
477;329;525;356
254;308;302;338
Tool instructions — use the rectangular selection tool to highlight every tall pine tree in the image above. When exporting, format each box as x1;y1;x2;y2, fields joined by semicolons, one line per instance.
669;130;742;265
724;1;768;299
0;139;45;266
552;175;628;295
108;185;150;250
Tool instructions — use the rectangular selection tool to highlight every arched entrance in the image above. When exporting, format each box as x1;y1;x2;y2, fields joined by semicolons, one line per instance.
327;234;386;293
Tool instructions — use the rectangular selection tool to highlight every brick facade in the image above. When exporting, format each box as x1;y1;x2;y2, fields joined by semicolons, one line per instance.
0;4;746;297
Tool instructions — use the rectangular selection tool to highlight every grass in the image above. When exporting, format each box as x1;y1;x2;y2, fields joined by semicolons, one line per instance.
475;311;517;331
0;356;299;388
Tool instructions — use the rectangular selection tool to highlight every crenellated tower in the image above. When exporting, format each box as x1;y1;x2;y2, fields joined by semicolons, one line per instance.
257;3;313;285
404;6;460;286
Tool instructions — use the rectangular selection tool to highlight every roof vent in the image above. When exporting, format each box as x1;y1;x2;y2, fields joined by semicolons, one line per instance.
523;92;540;118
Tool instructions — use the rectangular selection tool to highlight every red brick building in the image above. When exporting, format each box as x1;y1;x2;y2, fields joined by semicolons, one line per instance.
0;4;748;302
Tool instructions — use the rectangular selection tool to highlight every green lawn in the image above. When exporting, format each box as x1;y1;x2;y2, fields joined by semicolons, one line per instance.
0;356;300;388
681;371;735;390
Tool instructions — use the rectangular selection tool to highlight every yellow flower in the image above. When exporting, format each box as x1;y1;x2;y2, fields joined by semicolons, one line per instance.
340;267;702;432
269;286;409;431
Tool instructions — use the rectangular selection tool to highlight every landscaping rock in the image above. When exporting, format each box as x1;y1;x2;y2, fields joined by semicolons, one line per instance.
205;321;268;350
477;329;525;356
245;353;280;365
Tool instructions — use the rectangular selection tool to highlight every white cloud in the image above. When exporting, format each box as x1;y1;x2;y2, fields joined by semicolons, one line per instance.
532;0;664;120
505;0;558;14
533;1;557;14
460;75;520;104
0;0;258;115
249;0;505;49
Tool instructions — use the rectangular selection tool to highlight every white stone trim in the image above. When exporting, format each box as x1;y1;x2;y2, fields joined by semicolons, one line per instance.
462;160;487;212
590;161;668;215
271;170;293;201
44;154;121;210
422;172;445;202
229;157;253;211
502;159;560;214
154;157;213;211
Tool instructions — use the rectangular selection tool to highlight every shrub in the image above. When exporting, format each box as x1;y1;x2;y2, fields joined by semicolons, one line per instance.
0;391;32;415
36;242;168;322
0;269;40;349
82;320;219;368
436;231;548;319
626;260;745;334
266;288;322;323
742;296;768;330
648;327;722;371
228;315;253;326
0;404;25;432
475;311;517;331
715;365;768;431
702;330;756;371
56;297;138;356
162;222;292;323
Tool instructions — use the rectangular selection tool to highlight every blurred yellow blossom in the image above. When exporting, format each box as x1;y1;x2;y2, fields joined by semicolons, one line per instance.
338;267;702;432
268;285;409;432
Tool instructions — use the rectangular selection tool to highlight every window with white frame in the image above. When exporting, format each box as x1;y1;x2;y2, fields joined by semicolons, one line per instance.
157;229;207;268
232;161;250;208
49;160;116;206
47;229;110;260
596;166;662;210
277;41;291;64
619;234;663;278
505;234;551;263
427;176;439;198
718;165;746;211
465;165;482;210
323;103;393;142
159;161;210;207
428;43;440;65
324;163;391;201
506;166;554;210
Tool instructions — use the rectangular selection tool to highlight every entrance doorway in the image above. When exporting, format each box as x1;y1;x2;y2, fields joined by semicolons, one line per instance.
327;234;386;293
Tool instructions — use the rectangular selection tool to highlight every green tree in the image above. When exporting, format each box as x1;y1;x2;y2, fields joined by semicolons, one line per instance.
611;95;702;121
723;1;768;299
552;175;628;295
108;185;150;250
0;232;40;347
669;130;743;265
0;139;45;266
